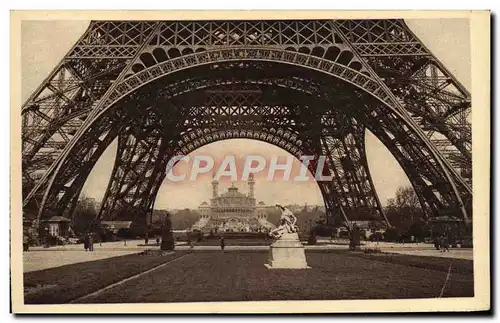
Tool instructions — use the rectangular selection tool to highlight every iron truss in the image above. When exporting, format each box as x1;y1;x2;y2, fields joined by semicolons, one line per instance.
21;19;472;230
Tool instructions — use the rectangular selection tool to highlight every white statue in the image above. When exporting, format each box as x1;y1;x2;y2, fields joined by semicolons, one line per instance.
269;204;298;239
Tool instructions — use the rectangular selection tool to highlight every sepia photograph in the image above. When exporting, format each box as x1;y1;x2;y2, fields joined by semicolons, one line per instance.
10;10;490;314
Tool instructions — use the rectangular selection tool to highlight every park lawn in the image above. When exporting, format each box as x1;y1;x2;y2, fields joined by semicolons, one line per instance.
76;250;474;304
24;251;187;304
194;239;272;246
334;250;473;275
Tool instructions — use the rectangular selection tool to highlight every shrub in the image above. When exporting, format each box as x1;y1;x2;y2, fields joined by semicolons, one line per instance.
160;232;175;250
383;227;400;242
307;232;317;245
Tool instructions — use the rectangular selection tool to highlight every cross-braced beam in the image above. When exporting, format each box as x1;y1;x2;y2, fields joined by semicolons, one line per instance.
21;19;473;231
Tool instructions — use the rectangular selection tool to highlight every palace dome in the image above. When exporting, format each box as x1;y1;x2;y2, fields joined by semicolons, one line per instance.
193;179;275;234
220;184;247;198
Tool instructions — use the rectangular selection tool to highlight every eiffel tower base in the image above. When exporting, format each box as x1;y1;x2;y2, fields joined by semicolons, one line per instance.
265;233;311;269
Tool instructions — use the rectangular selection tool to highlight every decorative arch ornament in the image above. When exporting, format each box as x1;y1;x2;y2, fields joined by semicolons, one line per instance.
21;20;472;229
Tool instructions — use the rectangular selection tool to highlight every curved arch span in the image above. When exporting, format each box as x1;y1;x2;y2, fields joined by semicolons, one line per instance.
27;48;469;224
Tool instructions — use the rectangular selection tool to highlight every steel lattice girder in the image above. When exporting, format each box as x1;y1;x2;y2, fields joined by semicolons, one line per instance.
21;21;160;200
94;84;388;226
335;19;471;183
34;74;467;225
21;19;472;226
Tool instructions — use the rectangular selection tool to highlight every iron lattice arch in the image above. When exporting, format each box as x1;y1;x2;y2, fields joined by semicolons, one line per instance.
21;19;472;229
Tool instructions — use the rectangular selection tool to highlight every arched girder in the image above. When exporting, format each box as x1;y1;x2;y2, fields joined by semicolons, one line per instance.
22;47;403;202
97;126;364;229
316;181;350;226
157;80;467;221
27;50;471;224
21;59;131;189
114;69;470;209
174;128;375;227
97;123;165;221
355;127;393;225
22;107;94;195
318;114;388;224
162;85;384;224
175;128;307;158
72;83;382;228
27;98;137;220
36;113;127;219
334;19;471;182
353;100;468;219
293;108;387;226
25;50;468;203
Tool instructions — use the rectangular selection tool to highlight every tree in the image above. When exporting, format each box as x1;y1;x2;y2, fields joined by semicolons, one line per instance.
71;196;98;236
307;230;317;245
174;209;201;229
383;227;400;242
161;213;175;250
385;186;424;230
152;210;169;230
406;220;429;241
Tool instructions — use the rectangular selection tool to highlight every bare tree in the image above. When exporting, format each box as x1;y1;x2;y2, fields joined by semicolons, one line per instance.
385;186;424;229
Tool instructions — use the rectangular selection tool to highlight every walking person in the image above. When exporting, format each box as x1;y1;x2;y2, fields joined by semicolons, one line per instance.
219;236;225;251
189;239;194;252
443;235;450;252
440;235;446;252
83;233;90;252
89;233;94;252
434;237;440;250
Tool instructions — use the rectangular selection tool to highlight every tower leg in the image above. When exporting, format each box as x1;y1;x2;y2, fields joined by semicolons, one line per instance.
97;118;166;223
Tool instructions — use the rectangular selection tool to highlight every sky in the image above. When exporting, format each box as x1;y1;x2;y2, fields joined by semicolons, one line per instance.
21;19;471;209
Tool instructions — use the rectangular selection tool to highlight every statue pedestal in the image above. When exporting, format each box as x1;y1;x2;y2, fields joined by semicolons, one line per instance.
265;233;310;269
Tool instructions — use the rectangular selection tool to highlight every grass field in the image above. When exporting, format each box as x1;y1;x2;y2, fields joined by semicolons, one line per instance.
24;250;473;304
193;239;272;246
344;251;473;274
24;251;187;304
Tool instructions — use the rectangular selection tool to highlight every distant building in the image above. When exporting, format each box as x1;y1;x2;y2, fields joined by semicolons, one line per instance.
43;216;72;237
336;220;387;239
191;174;275;233
101;221;133;234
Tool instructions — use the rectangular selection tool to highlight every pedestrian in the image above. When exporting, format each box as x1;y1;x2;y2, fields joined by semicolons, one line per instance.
145;235;149;245
83;233;89;252
189;239;194;251
440;235;445;252
434;237;440;250
219;236;225;251
156;236;160;246
89;233;94;252
443;235;450;252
